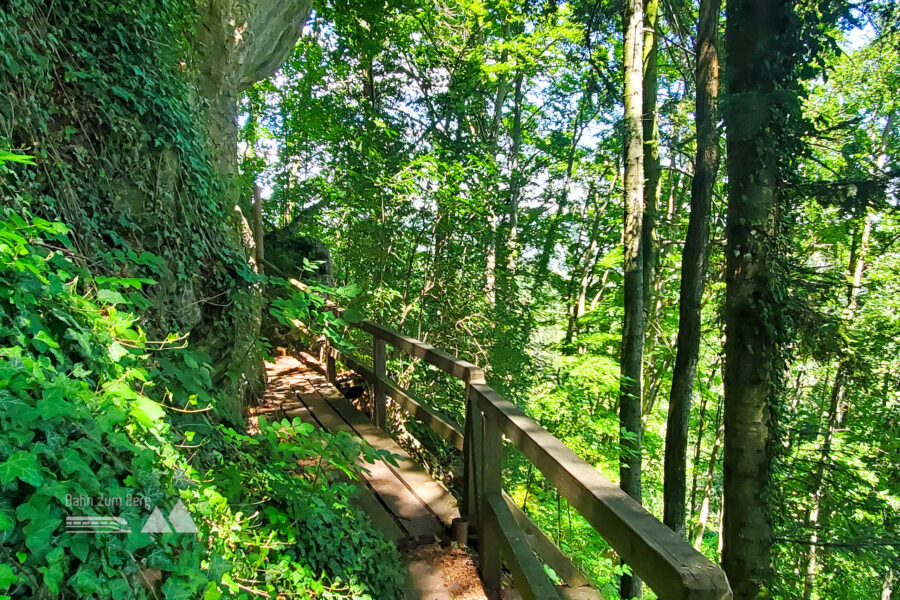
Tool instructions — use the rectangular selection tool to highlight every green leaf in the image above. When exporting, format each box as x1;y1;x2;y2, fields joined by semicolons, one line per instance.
32;330;60;350
0;564;16;591
130;396;165;427
96;289;128;305
21;514;61;558
108;341;130;363
0;452;42;487
183;352;199;369
68;567;101;595
0;150;35;165
342;307;363;323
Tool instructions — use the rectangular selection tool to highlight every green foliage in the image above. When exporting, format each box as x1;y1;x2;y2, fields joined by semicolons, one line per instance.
0;0;257;412
0;210;404;598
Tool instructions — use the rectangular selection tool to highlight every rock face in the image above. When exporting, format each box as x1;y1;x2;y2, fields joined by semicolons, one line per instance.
195;0;313;177
0;1;310;424
192;0;313;420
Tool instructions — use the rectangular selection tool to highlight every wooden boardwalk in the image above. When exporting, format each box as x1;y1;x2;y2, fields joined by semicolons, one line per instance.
264;353;488;599
263;306;731;600
264;353;460;545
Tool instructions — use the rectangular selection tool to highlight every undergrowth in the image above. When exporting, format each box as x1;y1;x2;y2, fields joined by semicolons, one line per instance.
0;189;404;598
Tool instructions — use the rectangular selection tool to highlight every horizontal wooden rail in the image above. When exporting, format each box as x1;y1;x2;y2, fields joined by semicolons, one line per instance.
329;347;465;451
357;321;484;383
502;492;590;589
472;383;732;600
486;494;562;600
308;310;732;600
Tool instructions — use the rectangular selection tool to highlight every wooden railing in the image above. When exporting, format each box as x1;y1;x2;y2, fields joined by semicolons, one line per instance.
318;314;732;600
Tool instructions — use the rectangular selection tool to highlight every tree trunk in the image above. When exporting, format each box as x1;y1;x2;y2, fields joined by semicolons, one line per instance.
483;19;512;309
252;185;265;274
193;0;313;419
662;0;721;540
575;195;605;353
722;1;794;595
641;0;660;305
505;72;524;281
641;0;661;402
534;112;588;292
688;392;709;525
620;0;645;596
801;112;888;600
693;410;724;549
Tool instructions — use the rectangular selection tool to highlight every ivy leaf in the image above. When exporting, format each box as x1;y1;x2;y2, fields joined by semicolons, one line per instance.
342;307;362;323
17;501;61;559
67;535;90;562
37;386;75;419
108;341;130;364
96;289;128;305
40;548;65;593
0;564;16;591
161;576;195;600
31;330;60;350
130;396;164;427
68;567;101;596
0;452;42;487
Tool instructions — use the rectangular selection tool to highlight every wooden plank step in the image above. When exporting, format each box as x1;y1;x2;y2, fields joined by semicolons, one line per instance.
288;387;443;539
280;401;406;542
299;369;461;529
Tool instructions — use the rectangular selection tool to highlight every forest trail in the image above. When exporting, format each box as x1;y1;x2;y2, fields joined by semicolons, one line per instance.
261;353;489;599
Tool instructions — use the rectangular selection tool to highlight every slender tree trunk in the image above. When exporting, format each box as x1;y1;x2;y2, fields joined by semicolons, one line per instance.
534;112;587;291
485;211;497;306
252;185;265;274
802;114;888;600
688;393;709;525
694;414;724;549
883;567;894;600
575;195;604;353
483;20;511;309
722;1;795;595
641;0;660;323
663;0;721;539
505;72;524;281
620;0;645;596
641;0;661;415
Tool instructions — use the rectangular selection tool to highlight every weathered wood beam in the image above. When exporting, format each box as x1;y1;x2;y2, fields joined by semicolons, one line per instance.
472;383;732;600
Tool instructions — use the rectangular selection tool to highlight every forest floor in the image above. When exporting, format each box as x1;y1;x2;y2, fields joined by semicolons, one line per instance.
403;542;487;600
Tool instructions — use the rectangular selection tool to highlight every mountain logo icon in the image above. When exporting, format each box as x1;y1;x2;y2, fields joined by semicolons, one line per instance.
140;500;199;534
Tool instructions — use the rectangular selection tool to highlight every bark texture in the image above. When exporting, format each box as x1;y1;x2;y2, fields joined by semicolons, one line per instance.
620;0;645;596
663;0;721;540
722;0;791;595
641;0;660;309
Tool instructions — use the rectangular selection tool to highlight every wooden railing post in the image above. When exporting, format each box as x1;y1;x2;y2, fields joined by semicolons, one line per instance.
462;369;485;539
478;398;502;596
373;336;387;429
325;345;336;383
